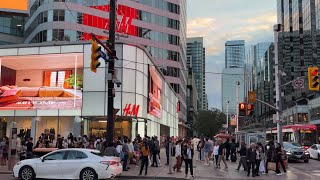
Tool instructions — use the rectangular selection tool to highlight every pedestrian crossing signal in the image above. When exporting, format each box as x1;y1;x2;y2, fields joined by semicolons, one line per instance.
308;67;319;91
239;102;246;116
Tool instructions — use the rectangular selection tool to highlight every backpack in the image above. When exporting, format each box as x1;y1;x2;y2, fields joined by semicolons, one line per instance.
171;146;176;156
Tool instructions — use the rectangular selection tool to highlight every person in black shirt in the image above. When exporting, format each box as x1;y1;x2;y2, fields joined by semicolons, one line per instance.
217;140;228;170
56;134;63;149
236;142;247;171
224;138;231;160
265;141;275;174
275;143;286;175
26;137;34;159
246;143;257;177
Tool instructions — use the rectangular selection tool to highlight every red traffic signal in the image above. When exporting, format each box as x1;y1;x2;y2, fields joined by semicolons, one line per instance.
247;104;254;116
239;102;246;116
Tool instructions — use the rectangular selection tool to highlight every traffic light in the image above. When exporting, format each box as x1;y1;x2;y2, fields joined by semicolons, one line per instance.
247;104;254;116
239;102;246;116
91;40;102;73
308;67;319;91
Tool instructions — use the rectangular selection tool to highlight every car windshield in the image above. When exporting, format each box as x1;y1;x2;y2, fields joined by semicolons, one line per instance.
284;142;301;149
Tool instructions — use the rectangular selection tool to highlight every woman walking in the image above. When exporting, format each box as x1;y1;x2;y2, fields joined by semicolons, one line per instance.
183;142;194;178
139;141;150;176
275;143;286;175
213;141;220;167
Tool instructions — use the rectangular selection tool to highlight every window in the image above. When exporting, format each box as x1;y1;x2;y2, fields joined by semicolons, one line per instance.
50;71;66;87
44;151;65;160
66;151;88;160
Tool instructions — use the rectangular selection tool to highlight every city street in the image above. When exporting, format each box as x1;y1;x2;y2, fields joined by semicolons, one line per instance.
2;150;320;180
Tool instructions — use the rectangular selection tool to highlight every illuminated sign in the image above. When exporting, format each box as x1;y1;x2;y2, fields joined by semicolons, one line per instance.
0;0;29;15
123;103;140;117
148;66;162;118
0;54;83;110
83;5;138;40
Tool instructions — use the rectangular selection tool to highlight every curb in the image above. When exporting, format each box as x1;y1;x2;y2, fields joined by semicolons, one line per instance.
0;171;12;174
117;176;186;180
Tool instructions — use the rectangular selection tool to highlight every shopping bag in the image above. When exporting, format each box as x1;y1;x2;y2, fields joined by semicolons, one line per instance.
267;162;276;171
259;161;266;172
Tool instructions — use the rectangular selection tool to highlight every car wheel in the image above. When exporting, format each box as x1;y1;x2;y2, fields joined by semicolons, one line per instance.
318;153;320;161
19;166;35;180
80;168;97;180
304;159;309;163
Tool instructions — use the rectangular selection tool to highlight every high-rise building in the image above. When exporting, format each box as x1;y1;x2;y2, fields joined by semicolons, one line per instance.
242;43;275;130
0;16;25;45
222;40;245;116
186;37;207;111
277;0;319;125
23;0;188;123
225;40;245;68
221;68;244;115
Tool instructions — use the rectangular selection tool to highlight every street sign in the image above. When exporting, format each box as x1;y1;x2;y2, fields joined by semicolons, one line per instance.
248;91;256;103
273;114;277;123
292;78;305;89
230;114;236;126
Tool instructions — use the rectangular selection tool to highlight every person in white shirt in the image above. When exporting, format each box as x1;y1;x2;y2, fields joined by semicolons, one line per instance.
173;140;182;172
128;139;134;165
16;134;22;153
213;141;220;167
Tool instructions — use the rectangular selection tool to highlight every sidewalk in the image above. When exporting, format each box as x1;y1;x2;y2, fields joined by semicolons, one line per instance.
119;149;317;180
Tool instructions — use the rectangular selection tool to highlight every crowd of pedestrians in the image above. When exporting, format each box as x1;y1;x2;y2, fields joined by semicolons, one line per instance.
0;132;288;178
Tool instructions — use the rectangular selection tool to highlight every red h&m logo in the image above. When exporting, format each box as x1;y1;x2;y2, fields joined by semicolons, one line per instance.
123;104;140;117
177;101;181;113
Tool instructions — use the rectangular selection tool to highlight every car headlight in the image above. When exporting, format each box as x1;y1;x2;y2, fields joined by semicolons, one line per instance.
286;151;292;155
304;151;309;155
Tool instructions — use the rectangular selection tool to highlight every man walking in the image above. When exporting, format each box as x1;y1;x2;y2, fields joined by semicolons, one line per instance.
217;140;228;170
236;142;247;171
122;139;129;171
246;143;257;177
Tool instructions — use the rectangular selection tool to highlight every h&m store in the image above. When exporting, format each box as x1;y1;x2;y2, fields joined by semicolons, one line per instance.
0;42;179;144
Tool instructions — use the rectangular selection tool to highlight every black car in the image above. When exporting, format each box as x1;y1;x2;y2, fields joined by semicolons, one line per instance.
283;142;309;163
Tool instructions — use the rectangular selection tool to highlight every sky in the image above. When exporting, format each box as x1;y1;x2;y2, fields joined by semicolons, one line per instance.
186;0;277;110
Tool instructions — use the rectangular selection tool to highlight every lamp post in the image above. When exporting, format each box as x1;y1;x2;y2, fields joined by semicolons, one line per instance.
236;81;240;133
274;24;283;145
226;100;229;133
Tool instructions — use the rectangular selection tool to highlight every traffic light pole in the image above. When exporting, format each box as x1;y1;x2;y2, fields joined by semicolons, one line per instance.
105;0;117;145
274;24;283;145
236;81;240;133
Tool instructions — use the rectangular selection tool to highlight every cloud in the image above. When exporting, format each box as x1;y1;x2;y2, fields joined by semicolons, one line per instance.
187;18;216;37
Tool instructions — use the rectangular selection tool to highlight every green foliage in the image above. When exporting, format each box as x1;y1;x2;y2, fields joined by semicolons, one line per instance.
193;108;226;137
64;74;83;88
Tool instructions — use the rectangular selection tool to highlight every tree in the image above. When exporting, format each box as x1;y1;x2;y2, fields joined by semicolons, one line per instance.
193;108;226;137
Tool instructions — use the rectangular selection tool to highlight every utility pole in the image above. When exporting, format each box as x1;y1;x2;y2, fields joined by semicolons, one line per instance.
106;0;117;145
236;81;240;133
274;24;283;145
226;101;229;133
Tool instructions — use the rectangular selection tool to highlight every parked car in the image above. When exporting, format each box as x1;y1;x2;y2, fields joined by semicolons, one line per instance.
307;144;320;160
13;148;122;180
283;142;309;163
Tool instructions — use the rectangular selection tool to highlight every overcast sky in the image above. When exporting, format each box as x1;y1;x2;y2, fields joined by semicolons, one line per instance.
186;0;277;109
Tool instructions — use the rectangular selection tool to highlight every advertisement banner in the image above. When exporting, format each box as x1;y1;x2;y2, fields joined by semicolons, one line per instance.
0;54;83;110
0;0;29;15
148;66;162;118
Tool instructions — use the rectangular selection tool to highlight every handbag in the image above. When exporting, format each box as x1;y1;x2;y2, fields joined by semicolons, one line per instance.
259;161;266;172
267;162;276;171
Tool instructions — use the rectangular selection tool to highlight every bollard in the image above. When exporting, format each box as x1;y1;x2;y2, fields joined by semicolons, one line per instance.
168;142;173;174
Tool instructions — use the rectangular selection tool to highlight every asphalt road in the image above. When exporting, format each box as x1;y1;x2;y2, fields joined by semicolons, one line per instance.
2;159;319;180
289;158;320;177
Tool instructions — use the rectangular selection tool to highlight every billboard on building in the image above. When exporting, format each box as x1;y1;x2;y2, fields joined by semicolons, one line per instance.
148;66;162;118
0;53;83;110
0;0;29;15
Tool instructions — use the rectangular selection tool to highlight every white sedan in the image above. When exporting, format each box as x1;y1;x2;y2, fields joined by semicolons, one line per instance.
13;148;122;180
307;144;320;160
